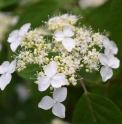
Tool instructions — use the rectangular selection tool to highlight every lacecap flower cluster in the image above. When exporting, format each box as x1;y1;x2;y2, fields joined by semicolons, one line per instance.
0;13;120;118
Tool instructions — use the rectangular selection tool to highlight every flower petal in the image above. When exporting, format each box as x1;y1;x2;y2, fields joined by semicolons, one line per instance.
44;61;57;77
103;37;118;55
10;38;21;52
99;53;108;66
53;73;65;79
104;49;113;56
51;73;68;88
53;87;67;102
0;61;10;74
8;30;19;43
8;60;16;73
100;66;113;82
110;41;118;54
52;103;65;118
38;96;54;110
54;31;64;41
103;37;111;49
62;38;75;52
105;46;118;56
19;23;31;36
109;56;120;69
63;26;74;37
0;73;12;90
38;76;50;91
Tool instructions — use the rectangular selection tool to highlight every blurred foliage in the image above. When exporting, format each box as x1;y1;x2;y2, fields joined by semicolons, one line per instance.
0;0;19;9
0;0;122;123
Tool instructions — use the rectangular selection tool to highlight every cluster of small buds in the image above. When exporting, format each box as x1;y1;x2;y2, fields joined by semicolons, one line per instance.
16;50;34;71
47;14;78;30
74;27;104;71
0;13;120;118
92;32;105;48
36;27;50;36
83;48;100;71
13;26;52;71
21;28;48;48
21;32;43;48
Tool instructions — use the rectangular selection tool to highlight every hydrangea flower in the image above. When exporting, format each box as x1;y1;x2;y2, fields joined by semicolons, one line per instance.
0;13;120;119
8;23;31;52
54;26;75;52
38;61;68;91
0;60;16;90
103;37;118;55
99;53;120;82
38;87;67;118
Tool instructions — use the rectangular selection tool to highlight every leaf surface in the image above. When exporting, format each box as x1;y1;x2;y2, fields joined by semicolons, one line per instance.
72;93;122;124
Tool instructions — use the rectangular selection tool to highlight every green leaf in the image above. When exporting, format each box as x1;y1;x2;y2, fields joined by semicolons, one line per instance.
72;93;122;124
17;64;40;79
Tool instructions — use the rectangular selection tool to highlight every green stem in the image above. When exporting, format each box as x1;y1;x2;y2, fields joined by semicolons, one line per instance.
80;78;88;93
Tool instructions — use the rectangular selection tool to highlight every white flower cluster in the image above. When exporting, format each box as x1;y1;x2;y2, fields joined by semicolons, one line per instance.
0;12;18;51
0;13;120;118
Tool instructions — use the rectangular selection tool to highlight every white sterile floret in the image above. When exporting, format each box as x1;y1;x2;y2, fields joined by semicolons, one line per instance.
38;61;68;91
8;23;31;52
54;26;75;52
103;37;118;55
38;87;67;118
99;53;120;82
0;60;16;90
